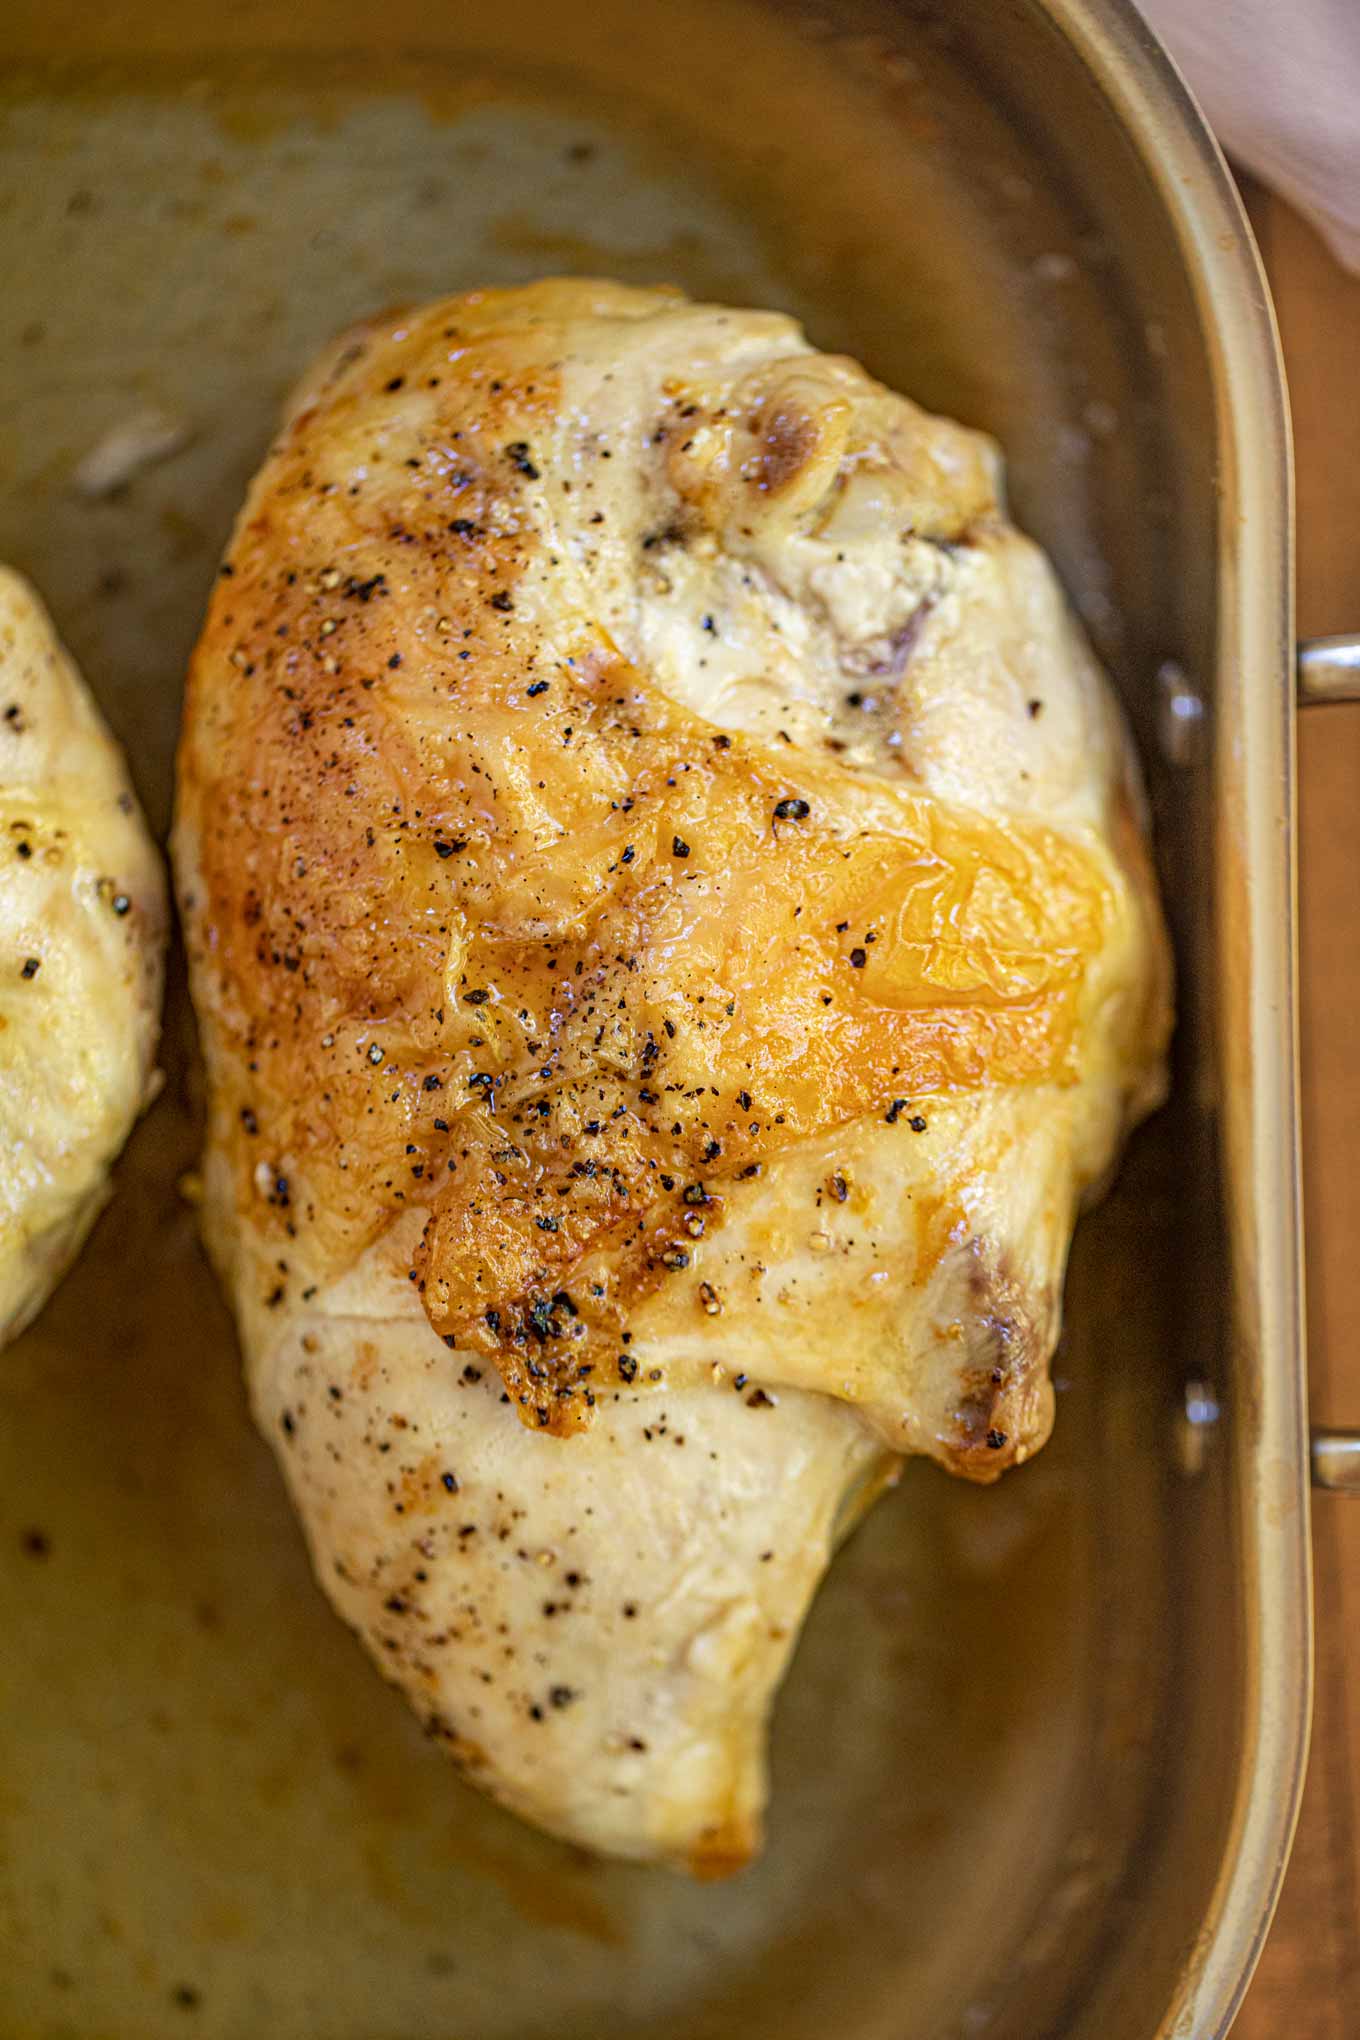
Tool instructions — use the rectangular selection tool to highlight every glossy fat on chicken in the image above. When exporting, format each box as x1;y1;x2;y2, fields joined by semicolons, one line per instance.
174;281;1170;1868
0;568;165;1345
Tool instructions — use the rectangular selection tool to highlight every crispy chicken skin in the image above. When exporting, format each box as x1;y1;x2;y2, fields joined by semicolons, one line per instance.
175;281;1169;1867
0;568;165;1346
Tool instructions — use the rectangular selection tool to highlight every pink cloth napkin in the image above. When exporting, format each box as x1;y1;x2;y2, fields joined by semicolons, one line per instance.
1138;0;1360;270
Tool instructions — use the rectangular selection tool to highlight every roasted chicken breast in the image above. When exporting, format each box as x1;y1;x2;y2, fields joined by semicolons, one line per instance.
0;567;165;1346
175;281;1170;1869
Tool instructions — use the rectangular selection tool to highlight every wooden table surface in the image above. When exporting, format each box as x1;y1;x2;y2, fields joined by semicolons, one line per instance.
1233;186;1360;2038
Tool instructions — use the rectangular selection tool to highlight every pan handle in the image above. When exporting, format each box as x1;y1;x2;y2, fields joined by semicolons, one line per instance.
1298;636;1360;1489
1312;1430;1360;1493
1298;633;1360;705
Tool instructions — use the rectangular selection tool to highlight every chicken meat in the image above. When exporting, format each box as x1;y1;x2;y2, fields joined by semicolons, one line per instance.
174;281;1170;1870
0;567;165;1346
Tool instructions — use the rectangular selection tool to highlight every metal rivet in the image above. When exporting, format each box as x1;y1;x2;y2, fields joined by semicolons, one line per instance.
1157;660;1205;766
1177;1377;1220;1476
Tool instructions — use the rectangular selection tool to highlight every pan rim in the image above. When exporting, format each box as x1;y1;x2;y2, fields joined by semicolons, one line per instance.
1033;1;1307;2034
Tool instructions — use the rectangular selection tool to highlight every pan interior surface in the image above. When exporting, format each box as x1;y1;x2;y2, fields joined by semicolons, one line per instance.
0;5;1228;2036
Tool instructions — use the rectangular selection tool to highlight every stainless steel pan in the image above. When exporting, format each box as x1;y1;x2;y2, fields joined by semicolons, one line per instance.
0;1;1349;2031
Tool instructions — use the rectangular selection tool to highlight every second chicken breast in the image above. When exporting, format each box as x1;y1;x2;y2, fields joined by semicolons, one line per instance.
0;568;165;1347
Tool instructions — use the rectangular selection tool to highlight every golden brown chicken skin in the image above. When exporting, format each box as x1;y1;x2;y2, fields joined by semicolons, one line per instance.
175;282;1168;1866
